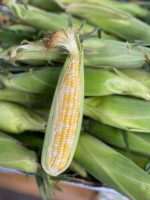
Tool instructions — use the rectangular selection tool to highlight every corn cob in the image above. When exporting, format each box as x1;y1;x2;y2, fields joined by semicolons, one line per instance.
10;38;150;68
2;67;150;101
74;132;150;200
84;95;150;132
0;101;46;134
42;27;84;176
0;131;38;173
65;3;150;41
56;0;149;18
85;119;150;157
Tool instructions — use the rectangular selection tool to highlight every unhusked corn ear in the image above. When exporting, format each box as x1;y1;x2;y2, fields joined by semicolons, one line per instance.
56;0;149;18
42;28;84;176
10;38;150;69
66;3;150;41
0;101;46;134
2;0;93;34
85;119;150;157
0;131;38;173
84;95;150;132
75;132;150;200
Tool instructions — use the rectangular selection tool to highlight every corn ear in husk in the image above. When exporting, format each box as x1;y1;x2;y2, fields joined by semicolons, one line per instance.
0;101;46;134
2;67;150;101
84;95;150;132
74;132;150;200
121;68;150;89
28;0;62;11
2;0;94;34
0;131;38;173
115;148;150;171
0;87;50;108
56;0;149;18
86;119;150;157
10;38;150;69
66;3;150;41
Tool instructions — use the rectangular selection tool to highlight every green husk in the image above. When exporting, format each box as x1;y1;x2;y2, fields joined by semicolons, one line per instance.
0;131;38;173
56;0;149;18
8;24;37;33
115;148;150;171
84;95;150;132
2;0;118;40
0;87;51;108
28;0;62;11
2;0;94;33
0;101;46;134
1;67;150;101
69;160;88;178
74;132;150;200
121;68;150;89
0;24;37;48
10;38;150;69
65;3;150;41
86;119;150;157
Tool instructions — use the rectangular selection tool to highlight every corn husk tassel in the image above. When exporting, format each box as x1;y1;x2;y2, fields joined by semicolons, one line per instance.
42;27;84;176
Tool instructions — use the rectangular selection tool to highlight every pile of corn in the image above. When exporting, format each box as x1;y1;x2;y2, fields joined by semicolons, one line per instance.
1;0;150;199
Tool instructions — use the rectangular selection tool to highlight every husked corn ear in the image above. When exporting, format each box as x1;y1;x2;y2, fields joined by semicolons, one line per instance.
49;59;80;171
42;28;84;176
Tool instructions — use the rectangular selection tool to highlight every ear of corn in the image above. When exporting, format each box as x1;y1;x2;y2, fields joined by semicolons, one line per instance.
0;28;34;48
56;0;148;18
121;68;150;89
0;101;46;134
84;67;150;100
84;95;150;132
0;131;38;173
7;24;37;33
85;119;150;157
2;0;94;34
74;132;150;200
28;0;62;11
66;3;150;41
2;66;150;102
0;87;51;108
114;148;150;171
42;28;84;176
10;38;150;69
